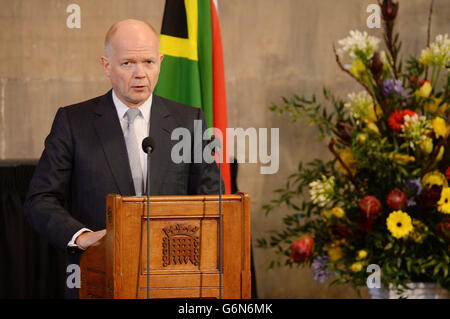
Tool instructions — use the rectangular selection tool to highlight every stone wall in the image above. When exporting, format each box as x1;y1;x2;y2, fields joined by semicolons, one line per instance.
1;0;448;298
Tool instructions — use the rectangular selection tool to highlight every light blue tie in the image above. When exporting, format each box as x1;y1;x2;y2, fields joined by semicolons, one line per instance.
124;108;143;196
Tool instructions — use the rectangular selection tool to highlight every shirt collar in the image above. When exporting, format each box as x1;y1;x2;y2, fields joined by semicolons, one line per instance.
112;89;152;123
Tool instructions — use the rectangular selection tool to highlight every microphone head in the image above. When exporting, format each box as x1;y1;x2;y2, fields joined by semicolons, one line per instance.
142;136;155;154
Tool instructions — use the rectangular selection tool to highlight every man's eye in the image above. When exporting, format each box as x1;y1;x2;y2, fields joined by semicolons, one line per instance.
146;61;153;64
122;61;130;66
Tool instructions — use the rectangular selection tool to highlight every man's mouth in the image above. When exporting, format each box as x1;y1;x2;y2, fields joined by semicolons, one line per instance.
131;85;147;90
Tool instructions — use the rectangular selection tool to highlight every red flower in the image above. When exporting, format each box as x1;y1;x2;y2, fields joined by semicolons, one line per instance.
386;188;407;210
402;109;417;118
358;196;382;233
290;236;314;262
370;52;383;82
446;166;450;181
359;196;382;217
388;109;418;131
382;0;398;21
410;76;428;86
388;110;405;131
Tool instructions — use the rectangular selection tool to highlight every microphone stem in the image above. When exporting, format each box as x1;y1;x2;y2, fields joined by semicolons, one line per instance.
147;149;151;299
219;150;223;299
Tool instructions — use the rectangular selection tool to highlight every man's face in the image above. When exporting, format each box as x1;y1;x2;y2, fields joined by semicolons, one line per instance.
101;25;163;107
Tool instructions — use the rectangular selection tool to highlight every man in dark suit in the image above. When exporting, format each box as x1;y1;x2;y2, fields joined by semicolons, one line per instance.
24;19;221;297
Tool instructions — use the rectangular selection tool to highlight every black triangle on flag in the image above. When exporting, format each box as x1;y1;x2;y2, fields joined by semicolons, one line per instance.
161;0;189;39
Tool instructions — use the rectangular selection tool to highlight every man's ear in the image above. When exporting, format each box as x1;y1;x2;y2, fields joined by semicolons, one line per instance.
100;56;111;77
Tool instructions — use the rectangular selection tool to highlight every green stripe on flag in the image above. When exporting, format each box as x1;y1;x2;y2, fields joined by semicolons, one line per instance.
155;55;202;109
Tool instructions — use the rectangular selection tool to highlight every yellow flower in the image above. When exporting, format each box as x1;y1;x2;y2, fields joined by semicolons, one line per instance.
410;220;428;243
425;97;442;114
337;148;358;175
388;152;415;164
431;117;449;139
410;231;423;243
419;48;432;66
322;209;333;220
328;246;343;262
356;250;368;260
420;138;433;155
439;102;449;114
366;104;383;123
425;97;440;114
331;207;345;218
422;171;448;188
349;59;366;79
386;210;413;239
437;187;450;214
425;97;448;115
350;262;364;272
357;133;367;144
366;122;380;134
413;219;428;232
418;81;432;98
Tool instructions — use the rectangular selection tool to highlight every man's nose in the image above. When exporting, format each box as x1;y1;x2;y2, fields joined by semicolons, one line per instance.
133;63;145;78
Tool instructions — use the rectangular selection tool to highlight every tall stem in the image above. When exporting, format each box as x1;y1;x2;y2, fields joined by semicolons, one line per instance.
424;0;435;80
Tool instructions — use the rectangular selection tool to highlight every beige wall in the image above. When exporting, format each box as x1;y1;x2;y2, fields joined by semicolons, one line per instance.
1;0;449;298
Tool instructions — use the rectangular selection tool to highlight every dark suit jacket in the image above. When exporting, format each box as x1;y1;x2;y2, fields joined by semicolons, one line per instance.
24;90;222;252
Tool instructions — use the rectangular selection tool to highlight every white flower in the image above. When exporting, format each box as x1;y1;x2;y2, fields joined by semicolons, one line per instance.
309;175;335;207
401;114;431;150
337;30;381;61
345;91;376;123
419;34;450;68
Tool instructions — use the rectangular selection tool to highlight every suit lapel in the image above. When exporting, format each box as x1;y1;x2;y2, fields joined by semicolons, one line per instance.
149;95;178;195
93;90;135;195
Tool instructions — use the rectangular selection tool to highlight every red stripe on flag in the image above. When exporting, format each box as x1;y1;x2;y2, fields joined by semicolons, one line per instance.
210;0;231;194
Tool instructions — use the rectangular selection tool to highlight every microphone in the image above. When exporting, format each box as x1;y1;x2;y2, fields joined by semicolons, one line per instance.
142;136;155;154
210;135;224;299
141;136;155;299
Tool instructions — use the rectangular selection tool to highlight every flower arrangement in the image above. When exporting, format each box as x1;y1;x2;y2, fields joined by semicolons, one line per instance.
258;0;450;295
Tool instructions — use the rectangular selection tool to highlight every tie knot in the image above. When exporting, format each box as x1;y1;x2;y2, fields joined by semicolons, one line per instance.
125;108;141;123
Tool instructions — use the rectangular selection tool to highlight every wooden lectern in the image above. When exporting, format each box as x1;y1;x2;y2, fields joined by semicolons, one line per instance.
80;193;251;299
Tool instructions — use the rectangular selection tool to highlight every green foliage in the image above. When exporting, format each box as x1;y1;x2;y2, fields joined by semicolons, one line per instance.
269;88;348;141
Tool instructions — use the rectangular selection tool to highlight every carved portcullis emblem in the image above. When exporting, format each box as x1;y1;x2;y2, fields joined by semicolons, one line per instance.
162;224;200;267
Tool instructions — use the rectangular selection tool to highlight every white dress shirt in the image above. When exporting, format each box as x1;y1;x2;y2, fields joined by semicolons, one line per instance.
112;89;152;186
67;90;152;249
